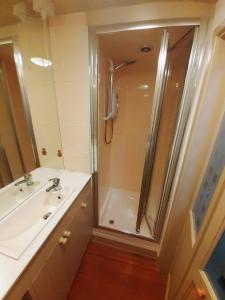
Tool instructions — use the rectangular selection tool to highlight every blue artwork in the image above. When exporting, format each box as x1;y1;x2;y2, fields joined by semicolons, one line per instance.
193;113;225;233
205;231;225;299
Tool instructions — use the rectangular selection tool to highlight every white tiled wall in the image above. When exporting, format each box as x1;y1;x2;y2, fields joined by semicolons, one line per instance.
17;20;64;169
0;14;91;174
0;21;64;169
1;2;211;176
49;13;91;174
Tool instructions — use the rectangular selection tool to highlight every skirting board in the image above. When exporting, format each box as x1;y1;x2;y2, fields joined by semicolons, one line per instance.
92;227;159;259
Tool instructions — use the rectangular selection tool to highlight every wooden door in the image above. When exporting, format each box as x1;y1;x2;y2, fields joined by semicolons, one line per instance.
171;168;225;300
181;273;216;300
179;168;225;300
168;35;225;300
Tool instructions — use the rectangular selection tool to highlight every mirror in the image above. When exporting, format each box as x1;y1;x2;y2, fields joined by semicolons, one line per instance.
0;1;63;188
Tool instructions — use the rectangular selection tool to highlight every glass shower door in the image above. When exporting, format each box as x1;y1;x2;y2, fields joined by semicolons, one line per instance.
136;26;196;238
136;29;169;234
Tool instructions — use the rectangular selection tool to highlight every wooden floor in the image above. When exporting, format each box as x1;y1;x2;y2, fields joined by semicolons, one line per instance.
68;242;167;300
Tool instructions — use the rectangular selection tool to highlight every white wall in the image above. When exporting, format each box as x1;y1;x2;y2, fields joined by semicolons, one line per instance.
0;21;63;169
46;1;214;175
18;20;63;169
1;2;214;177
49;13;91;174
0;14;92;175
212;0;225;29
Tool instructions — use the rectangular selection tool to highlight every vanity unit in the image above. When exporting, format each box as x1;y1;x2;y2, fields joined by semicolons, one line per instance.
0;3;93;299
0;170;92;300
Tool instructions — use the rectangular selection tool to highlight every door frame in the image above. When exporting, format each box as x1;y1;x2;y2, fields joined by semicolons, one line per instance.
89;18;207;241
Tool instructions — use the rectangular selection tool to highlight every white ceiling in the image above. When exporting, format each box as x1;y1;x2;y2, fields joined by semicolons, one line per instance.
53;0;216;14
0;0;217;27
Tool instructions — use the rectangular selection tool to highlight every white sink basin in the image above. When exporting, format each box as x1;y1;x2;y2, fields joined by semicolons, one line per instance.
0;183;39;220
0;187;72;259
0;168;63;221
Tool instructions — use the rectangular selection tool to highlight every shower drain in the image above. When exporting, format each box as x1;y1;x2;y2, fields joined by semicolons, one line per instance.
109;219;114;224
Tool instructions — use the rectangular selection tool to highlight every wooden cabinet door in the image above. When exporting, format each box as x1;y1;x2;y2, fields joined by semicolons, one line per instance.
32;183;93;300
32;241;69;300
63;186;93;290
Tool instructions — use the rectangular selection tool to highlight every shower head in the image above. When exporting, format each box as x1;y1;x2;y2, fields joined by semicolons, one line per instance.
114;59;136;71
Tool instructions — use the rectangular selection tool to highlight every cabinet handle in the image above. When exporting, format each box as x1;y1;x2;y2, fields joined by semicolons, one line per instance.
58;237;68;245
81;202;87;208
196;287;206;298
63;230;71;238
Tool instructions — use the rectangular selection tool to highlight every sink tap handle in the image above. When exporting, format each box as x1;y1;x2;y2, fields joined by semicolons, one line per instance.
48;178;60;185
24;173;31;179
14;172;33;186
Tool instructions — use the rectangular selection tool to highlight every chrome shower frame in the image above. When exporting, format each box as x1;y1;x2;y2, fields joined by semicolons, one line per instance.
136;29;169;235
89;18;209;242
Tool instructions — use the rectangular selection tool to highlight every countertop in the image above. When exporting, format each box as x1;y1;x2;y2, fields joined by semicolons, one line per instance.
0;169;91;300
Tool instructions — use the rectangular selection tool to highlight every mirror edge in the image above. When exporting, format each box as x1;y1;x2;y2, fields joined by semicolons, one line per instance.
0;36;40;169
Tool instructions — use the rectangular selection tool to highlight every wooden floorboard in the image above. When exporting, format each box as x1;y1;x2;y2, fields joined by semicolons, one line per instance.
68;242;167;300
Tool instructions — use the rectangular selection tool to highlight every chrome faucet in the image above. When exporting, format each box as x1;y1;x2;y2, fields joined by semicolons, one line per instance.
15;173;33;187
46;178;61;192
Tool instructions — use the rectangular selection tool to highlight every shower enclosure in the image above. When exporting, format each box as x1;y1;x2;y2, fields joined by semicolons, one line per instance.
90;20;207;240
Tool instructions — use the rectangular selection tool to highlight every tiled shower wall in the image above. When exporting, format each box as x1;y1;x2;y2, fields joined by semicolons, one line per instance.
0;3;214;176
47;2;213;176
98;37;155;212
